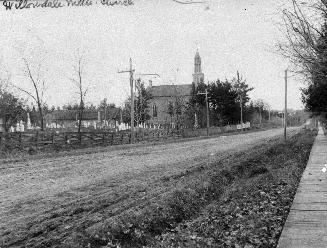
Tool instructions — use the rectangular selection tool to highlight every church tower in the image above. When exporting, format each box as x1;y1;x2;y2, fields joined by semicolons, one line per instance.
192;50;204;88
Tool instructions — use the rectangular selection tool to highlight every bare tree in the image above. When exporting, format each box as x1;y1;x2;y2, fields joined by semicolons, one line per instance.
10;35;49;131
14;57;47;131
278;0;327;79
69;53;88;135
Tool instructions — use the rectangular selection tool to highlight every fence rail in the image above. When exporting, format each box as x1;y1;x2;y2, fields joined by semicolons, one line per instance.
0;129;184;152
0;124;256;153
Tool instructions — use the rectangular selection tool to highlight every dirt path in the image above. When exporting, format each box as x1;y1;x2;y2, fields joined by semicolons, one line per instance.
0;128;298;247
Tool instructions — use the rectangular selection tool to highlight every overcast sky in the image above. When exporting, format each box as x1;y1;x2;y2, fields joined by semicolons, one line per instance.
0;0;302;110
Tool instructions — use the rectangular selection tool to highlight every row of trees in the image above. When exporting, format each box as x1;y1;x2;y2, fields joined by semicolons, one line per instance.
184;78;272;128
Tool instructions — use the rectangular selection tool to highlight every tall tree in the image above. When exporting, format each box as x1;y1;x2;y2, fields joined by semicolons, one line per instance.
12;36;48;130
122;79;152;125
279;0;324;79
232;71;254;123
69;53;89;134
134;79;152;126
208;79;239;126
14;57;47;130
301;22;327;113
279;0;327;115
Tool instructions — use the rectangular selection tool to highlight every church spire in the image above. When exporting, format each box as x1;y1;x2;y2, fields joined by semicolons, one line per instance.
192;50;204;87
194;49;201;73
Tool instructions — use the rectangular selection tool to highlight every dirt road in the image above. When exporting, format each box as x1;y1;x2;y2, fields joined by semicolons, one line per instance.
0;128;298;247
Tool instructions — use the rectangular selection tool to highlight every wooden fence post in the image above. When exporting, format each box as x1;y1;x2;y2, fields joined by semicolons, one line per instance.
19;132;22;150
52;132;55;149
36;131;39;150
111;133;114;146
102;132;106;145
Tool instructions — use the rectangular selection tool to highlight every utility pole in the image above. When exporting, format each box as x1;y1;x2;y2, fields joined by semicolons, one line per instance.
104;105;107;129
237;71;243;125
197;89;209;136
284;69;287;141
118;58;135;143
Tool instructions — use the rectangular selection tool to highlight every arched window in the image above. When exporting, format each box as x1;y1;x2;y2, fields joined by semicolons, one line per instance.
152;104;157;117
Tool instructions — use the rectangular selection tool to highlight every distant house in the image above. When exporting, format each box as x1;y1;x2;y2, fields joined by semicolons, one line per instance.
45;108;122;129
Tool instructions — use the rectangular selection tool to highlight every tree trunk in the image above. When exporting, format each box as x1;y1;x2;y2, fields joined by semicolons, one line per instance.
37;104;44;131
78;107;83;134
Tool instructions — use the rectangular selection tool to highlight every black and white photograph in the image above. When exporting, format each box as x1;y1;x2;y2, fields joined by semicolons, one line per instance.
0;0;326;247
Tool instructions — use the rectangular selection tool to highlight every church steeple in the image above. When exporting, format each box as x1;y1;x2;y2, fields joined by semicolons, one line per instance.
192;50;204;87
194;50;201;73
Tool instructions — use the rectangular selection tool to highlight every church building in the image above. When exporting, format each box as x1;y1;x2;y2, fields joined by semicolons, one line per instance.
147;50;204;126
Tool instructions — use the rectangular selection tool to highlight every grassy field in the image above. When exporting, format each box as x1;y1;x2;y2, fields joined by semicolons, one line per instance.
0;128;315;248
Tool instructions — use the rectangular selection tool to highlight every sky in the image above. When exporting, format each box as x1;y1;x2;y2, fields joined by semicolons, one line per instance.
0;0;304;110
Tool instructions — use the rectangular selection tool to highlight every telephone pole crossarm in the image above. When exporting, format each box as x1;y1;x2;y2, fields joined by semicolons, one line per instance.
136;73;160;77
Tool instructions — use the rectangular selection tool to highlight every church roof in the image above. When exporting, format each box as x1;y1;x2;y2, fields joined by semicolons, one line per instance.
149;84;193;97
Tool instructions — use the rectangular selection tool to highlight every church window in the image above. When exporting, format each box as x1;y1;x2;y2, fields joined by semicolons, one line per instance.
168;101;174;116
152;104;157;117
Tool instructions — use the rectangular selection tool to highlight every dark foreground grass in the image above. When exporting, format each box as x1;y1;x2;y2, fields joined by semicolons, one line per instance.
63;129;316;248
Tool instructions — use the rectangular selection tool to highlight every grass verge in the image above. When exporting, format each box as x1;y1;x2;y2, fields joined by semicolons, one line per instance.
61;129;316;248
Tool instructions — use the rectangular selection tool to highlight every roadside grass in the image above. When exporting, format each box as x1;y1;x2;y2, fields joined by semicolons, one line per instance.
62;129;316;248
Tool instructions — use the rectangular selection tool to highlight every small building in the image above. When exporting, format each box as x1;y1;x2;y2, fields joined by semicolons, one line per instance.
45;108;122;130
147;84;193;125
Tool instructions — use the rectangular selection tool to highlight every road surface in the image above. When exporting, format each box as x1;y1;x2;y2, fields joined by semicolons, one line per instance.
0;128;298;247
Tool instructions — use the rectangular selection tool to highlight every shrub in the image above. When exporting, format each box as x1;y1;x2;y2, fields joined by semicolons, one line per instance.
248;166;269;178
28;146;37;155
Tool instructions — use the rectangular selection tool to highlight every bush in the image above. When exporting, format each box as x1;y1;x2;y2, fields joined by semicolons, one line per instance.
28;146;37;155
248;166;269;177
